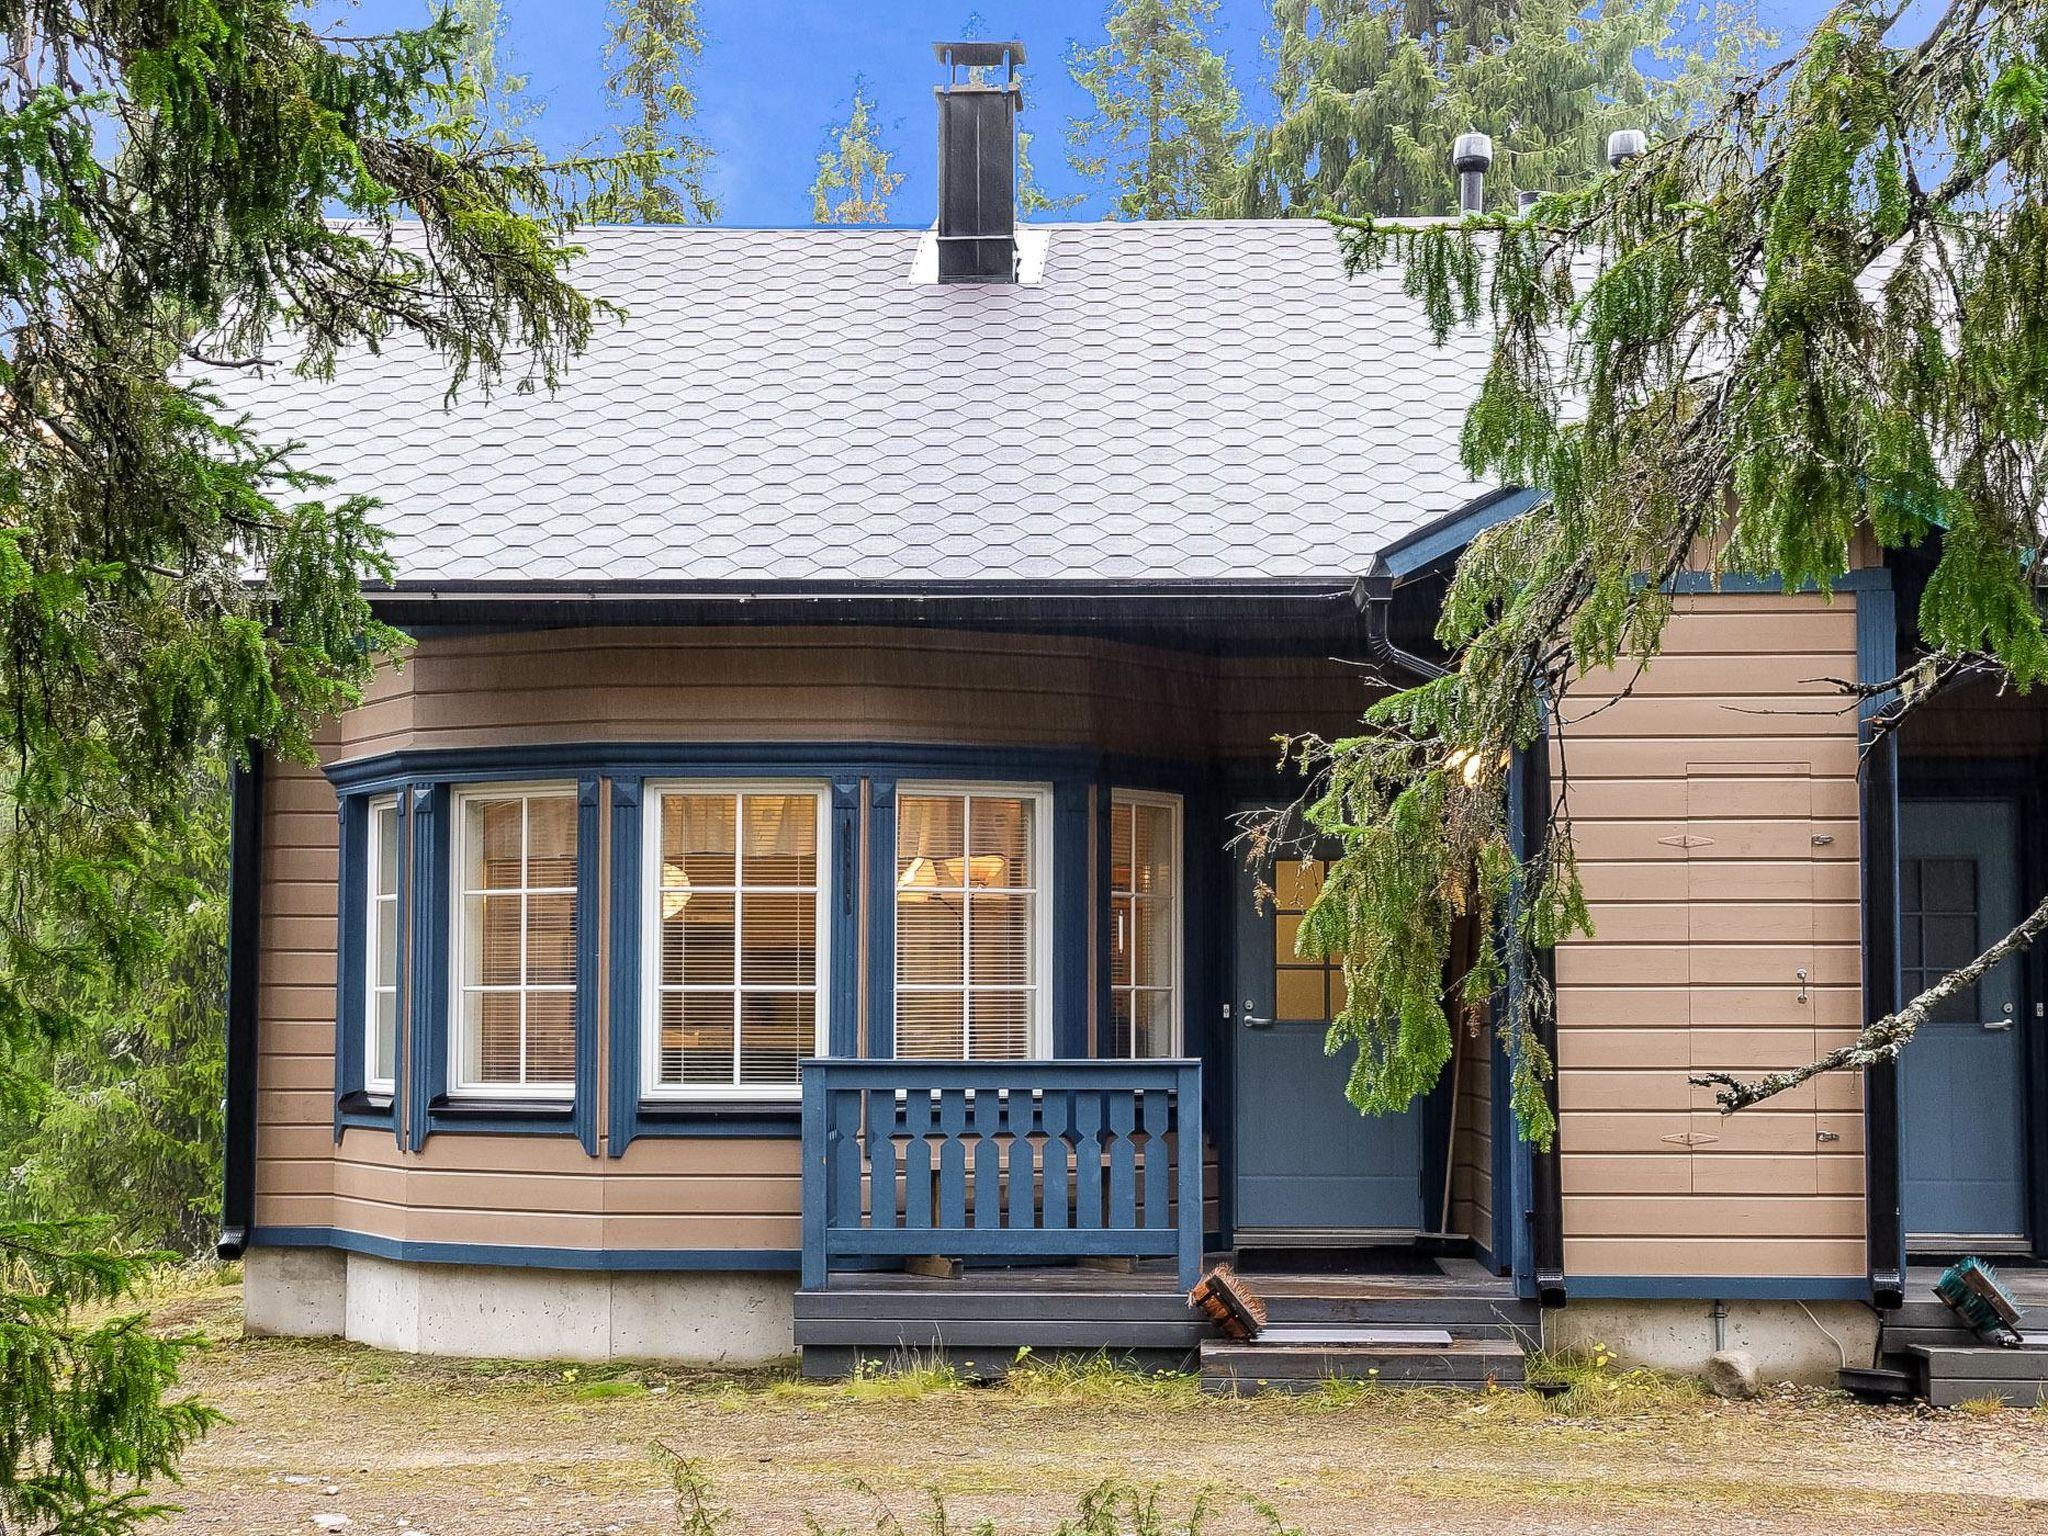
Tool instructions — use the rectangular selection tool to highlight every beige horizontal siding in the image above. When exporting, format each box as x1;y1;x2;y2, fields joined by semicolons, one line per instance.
1554;593;1866;1282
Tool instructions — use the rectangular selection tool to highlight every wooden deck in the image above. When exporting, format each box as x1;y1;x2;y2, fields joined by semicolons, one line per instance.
793;1255;1534;1380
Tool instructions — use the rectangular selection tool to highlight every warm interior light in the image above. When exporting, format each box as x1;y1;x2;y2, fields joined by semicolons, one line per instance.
896;853;1011;900
660;861;692;920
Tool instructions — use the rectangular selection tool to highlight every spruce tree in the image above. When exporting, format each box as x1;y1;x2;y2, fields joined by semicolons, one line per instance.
0;2;606;1526
590;0;719;224
1270;0;2048;1132
1236;0;1765;217
1066;0;1246;219
435;0;542;145
812;78;904;224
958;11;1080;216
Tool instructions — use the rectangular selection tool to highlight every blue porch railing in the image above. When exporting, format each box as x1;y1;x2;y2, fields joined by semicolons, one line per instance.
799;1058;1205;1291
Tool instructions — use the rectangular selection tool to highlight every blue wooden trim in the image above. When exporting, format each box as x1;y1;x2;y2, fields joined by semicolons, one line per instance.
1502;750;1532;1291
801;1064;828;1289
631;1106;802;1139
326;741;1212;799
1378;486;1547;580
249;1225;801;1273
333;795;368;1141
1856;581;1908;1298
1093;783;1112;1054
574;775;602;1155
864;779;897;1058
1569;1275;1873;1301
1052;781;1091;1057
404;783;446;1152
1175;1059;1204;1289
607;776;644;1157
1663;567;1891;595
829;778;861;1057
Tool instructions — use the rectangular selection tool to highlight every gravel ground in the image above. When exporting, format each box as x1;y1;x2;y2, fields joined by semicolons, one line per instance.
147;1284;2048;1536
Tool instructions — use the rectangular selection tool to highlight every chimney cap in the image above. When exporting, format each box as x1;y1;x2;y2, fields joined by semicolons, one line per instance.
1452;132;1494;173
935;39;1026;70
1607;129;1647;169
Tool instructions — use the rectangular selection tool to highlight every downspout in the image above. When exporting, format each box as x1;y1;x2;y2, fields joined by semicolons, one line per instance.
217;744;264;1259
1353;573;1447;683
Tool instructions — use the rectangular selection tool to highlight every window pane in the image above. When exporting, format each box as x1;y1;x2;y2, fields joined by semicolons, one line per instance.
375;897;399;990
527;797;578;888
1132;802;1171;897
897;991;965;1059
1274;859;1324;912
970;991;1030;1059
371;990;397;1084
969;796;1032;887
665;794;737;887
1276;966;1328;1022
1109;794;1178;1056
896;896;963;985
374;803;399;894
660;990;734;1086
969;892;1032;986
1132;991;1174;1058
1110;800;1133;893
898;795;964;882
1110;896;1134;989
466;799;524;891
525;989;576;1083
663;891;734;986
527;893;577;985
1109;990;1133;1059
740;992;811;1084
466;989;524;1085
742;794;816;885
466;894;524;987
742;891;815;986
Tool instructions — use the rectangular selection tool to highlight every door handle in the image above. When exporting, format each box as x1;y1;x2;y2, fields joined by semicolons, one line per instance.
1986;1003;2016;1032
1242;997;1273;1030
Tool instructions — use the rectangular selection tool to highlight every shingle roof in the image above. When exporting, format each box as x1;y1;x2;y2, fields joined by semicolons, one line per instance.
212;220;1499;588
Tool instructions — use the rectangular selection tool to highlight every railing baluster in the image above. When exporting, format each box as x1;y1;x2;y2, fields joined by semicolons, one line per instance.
867;1087;899;1230
1003;1089;1036;1228
1107;1089;1138;1232
970;1086;1001;1228
936;1087;969;1229
1176;1061;1204;1290
1140;1085;1170;1228
1040;1087;1070;1229
903;1085;934;1232
831;1088;863;1230
1073;1090;1104;1230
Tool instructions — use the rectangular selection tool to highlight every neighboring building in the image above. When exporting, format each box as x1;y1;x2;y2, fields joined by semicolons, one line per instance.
215;42;2045;1389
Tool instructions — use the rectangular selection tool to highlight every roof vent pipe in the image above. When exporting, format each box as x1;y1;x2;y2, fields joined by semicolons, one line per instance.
934;39;1025;284
1452;133;1493;215
1607;128;1647;170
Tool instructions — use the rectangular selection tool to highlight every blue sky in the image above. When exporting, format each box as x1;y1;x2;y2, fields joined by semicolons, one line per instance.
320;0;1837;225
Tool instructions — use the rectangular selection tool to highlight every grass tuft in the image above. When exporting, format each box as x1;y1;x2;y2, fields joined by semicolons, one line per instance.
1952;1394;2009;1417
1002;1349;1203;1407
1520;1347;1707;1417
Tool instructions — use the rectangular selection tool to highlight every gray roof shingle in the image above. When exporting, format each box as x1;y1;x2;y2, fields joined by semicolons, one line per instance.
213;220;1497;587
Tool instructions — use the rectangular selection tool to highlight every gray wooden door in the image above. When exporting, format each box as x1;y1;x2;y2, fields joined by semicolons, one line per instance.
1231;849;1423;1235
1900;798;2028;1246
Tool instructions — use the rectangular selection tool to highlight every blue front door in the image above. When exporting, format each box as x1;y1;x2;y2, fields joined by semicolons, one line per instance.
1900;798;2030;1246
1232;850;1423;1234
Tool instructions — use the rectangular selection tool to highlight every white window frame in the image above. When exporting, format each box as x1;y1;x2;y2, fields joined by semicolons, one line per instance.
892;781;1055;1061
447;781;581;1101
364;794;401;1099
639;781;832;1103
1108;789;1185;1058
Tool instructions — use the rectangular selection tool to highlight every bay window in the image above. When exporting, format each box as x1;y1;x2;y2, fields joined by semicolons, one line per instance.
894;785;1050;1059
365;796;401;1096
643;784;828;1097
450;785;579;1097
1108;791;1181;1057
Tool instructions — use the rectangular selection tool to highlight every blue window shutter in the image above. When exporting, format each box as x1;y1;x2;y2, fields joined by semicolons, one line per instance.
828;778;861;1057
607;776;644;1157
864;778;896;1058
574;775;602;1155
333;794;366;1139
1051;781;1091;1058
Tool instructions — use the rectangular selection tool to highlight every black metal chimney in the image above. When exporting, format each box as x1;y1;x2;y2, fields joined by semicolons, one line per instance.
933;39;1024;284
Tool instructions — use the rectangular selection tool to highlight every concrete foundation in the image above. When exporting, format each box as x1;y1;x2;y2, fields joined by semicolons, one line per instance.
1547;1298;1879;1385
243;1246;796;1365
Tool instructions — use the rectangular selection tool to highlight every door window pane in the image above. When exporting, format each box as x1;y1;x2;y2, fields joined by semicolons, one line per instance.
1903;855;1981;1025
896;789;1044;1058
1274;858;1340;1023
452;789;579;1094
1108;793;1179;1056
651;788;825;1092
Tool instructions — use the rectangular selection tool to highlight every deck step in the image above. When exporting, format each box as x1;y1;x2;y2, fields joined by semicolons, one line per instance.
1908;1344;2048;1408
1200;1336;1524;1394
